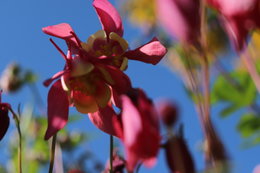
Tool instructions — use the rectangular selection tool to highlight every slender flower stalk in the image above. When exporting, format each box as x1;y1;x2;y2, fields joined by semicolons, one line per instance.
9;107;22;173
48;134;57;173
109;135;114;173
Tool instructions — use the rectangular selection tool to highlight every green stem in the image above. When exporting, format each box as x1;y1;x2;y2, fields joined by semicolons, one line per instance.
9;108;22;173
109;135;114;173
48;134;57;173
202;53;210;122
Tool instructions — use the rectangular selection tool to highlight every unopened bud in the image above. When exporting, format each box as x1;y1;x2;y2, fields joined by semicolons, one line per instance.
158;100;179;127
164;135;195;173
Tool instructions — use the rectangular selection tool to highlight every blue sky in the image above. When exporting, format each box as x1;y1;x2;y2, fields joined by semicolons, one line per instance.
0;0;259;172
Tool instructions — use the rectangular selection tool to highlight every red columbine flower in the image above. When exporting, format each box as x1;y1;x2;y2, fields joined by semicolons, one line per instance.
207;0;260;51
0;91;11;140
114;89;161;172
42;0;167;140
156;0;201;45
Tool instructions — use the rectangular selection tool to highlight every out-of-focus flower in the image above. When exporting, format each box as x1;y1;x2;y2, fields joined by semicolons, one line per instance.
0;91;11;140
122;0;157;29
207;0;260;51
68;169;84;173
43;0;167;140
103;150;126;173
253;165;260;173
156;0;201;45
0;63;37;93
115;89;160;172
157;100;179;128
164;135;195;173
0;63;23;93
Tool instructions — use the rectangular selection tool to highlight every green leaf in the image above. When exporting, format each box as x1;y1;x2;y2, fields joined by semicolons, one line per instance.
237;113;260;138
24;71;38;83
220;104;241;118
212;70;257;117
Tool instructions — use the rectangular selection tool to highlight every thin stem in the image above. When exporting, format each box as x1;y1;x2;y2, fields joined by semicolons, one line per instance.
183;54;206;135
241;49;260;93
109;135;114;173
49;38;67;61
200;0;210;121
9;108;22;173
48;134;57;173
136;162;142;173
202;53;210;122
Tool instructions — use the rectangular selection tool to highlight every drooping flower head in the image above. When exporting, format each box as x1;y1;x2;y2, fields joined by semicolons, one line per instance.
156;0;201;45
0;90;11;141
43;0;167;140
114;88;161;172
207;0;260;51
103;149;126;173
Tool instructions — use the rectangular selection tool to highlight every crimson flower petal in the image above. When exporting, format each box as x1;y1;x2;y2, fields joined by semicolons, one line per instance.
88;105;119;137
121;95;142;147
156;0;201;44
124;38;167;65
121;89;160;172
0;106;9;141
93;0;123;36
42;23;78;45
45;80;69;140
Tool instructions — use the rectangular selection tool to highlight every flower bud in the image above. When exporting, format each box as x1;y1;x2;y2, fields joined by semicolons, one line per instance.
164;135;195;173
158;100;179;127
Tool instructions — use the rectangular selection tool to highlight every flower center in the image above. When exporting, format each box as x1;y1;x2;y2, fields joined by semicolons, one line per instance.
81;30;129;70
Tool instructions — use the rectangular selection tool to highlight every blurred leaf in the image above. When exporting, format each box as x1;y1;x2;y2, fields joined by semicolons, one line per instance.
24;71;37;83
220;104;241;118
27;161;40;173
212;70;257;117
237;114;260;138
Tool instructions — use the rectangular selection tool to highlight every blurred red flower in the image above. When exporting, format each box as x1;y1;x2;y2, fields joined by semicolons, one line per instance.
156;0;201;45
115;89;161;172
207;0;260;50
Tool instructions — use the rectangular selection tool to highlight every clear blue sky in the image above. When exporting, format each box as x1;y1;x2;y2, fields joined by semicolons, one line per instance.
0;0;259;172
